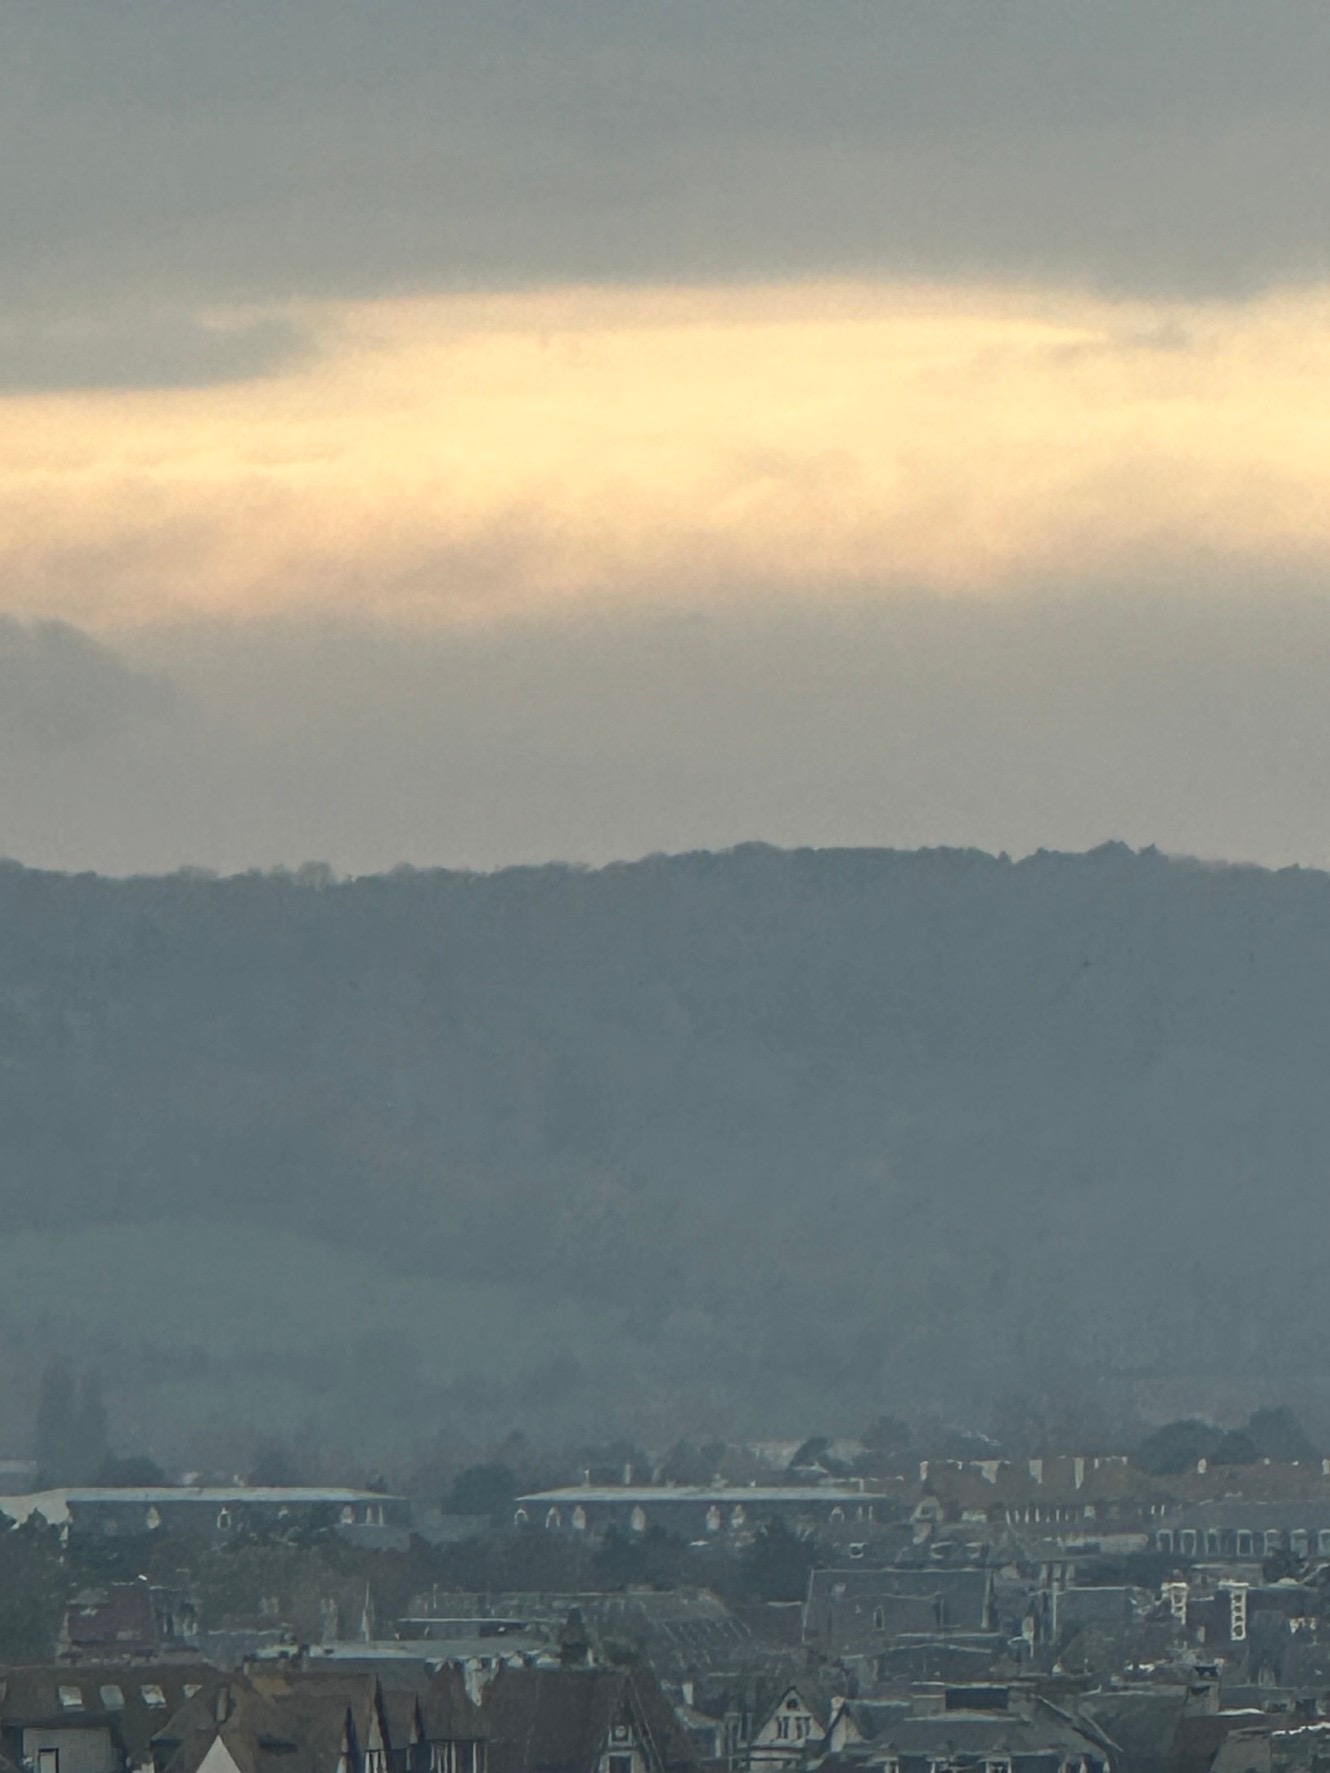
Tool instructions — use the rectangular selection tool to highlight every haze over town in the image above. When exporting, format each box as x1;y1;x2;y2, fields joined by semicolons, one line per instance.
2;15;1330;1773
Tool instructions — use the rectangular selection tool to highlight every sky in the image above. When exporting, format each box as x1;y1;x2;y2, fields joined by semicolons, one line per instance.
5;1;1330;875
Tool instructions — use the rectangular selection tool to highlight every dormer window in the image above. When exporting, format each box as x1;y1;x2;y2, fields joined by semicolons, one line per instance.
58;1687;83;1712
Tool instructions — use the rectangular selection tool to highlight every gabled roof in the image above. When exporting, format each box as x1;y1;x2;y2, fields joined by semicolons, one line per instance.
157;1669;407;1773
482;1666;695;1773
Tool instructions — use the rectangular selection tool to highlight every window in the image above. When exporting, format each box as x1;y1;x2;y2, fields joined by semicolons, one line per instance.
1319;1530;1330;1556
99;1686;125;1711
607;1757;634;1773
141;1686;167;1709
57;1688;83;1712
36;1751;58;1773
986;1759;1012;1773
145;1507;161;1530
1157;1530;1173;1552
1180;1530;1197;1555
217;1508;232;1531
1237;1531;1254;1556
629;1507;646;1534
1265;1530;1282;1554
776;1719;791;1742
873;1608;885;1630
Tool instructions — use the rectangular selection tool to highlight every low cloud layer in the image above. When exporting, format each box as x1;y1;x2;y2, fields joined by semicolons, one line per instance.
0;617;174;751
4;588;1330;877
2;1;1329;391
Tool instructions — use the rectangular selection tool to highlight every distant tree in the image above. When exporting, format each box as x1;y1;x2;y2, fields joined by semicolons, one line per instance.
740;1517;819;1602
492;1431;538;1481
1210;1430;1258;1467
578;1440;651;1484
1247;1407;1317;1464
1264;1545;1302;1583
34;1361;76;1485
1133;1419;1219;1475
36;1361;113;1485
861;1414;912;1457
592;1526;645;1588
249;1440;301;1486
95;1454;168;1486
591;1524;686;1591
0;1514;67;1660
446;1463;518;1522
76;1371;110;1479
659;1440;715;1486
788;1436;832;1471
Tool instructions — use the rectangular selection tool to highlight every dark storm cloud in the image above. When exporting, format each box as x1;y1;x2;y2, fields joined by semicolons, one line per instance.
1;0;1327;380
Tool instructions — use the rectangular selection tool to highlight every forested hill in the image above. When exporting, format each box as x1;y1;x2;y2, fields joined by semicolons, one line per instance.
1;841;1328;1461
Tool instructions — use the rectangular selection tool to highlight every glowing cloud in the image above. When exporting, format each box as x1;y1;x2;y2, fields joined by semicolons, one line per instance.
4;279;1330;629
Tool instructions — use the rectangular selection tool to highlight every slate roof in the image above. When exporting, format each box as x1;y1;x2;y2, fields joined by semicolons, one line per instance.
155;1679;315;1773
0;1662;221;1765
863;1700;1106;1765
1078;1687;1189;1773
806;1568;993;1635
482;1667;695;1773
420;1667;487;1742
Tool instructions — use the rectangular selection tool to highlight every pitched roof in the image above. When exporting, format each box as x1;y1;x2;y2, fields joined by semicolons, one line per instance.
864;1700;1104;1764
0;1661;221;1764
482;1667;695;1773
420;1666;487;1742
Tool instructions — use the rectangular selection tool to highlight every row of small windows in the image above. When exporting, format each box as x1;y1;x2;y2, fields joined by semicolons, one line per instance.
1004;1506;1097;1524
55;1682;188;1712
519;1502;872;1532
212;1503;386;1531
1156;1527;1330;1557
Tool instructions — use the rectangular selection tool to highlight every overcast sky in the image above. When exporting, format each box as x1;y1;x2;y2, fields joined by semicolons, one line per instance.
4;2;1330;874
